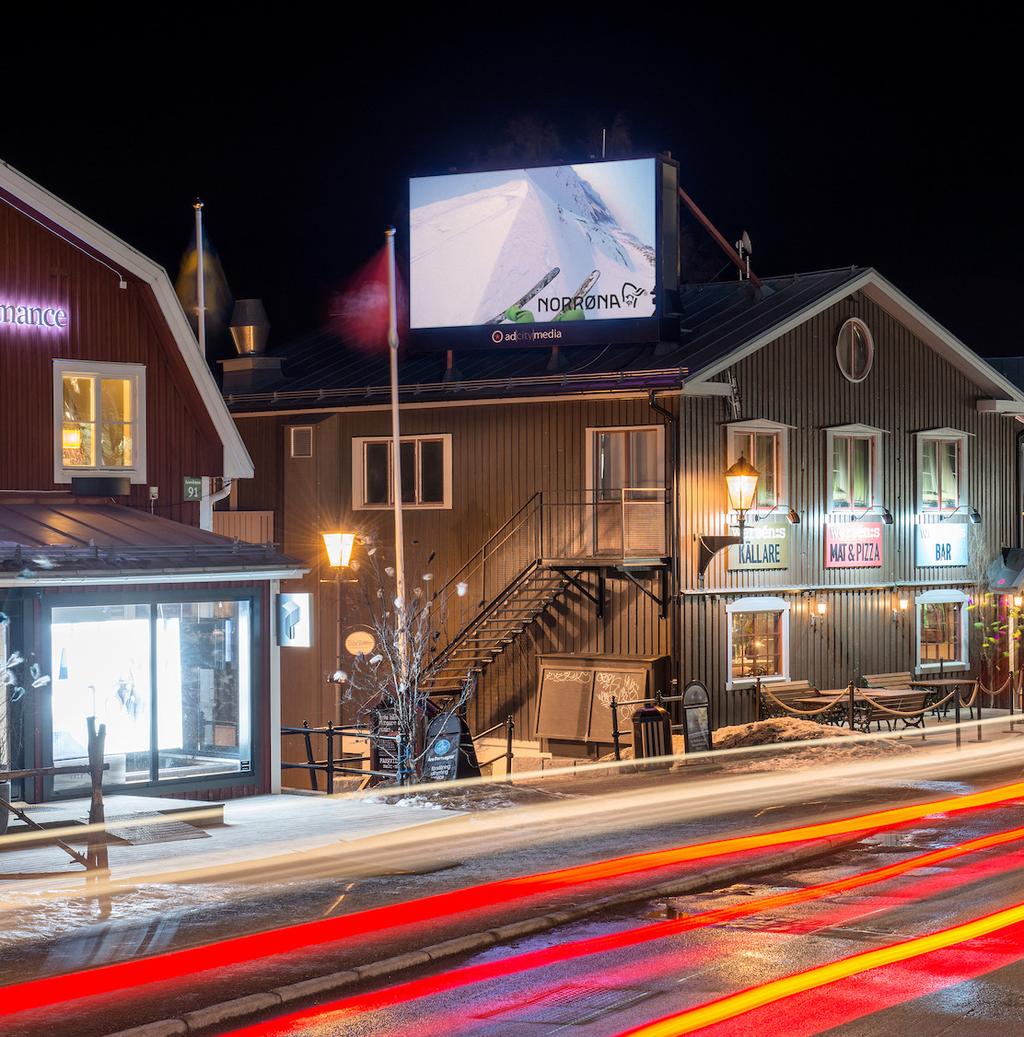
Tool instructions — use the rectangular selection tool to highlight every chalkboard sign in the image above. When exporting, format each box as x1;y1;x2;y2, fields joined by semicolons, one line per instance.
423;712;462;782
682;680;712;753
370;703;401;776
588;669;648;742
535;668;593;739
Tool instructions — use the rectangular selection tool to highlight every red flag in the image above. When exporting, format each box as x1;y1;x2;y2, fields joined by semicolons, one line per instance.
329;246;408;352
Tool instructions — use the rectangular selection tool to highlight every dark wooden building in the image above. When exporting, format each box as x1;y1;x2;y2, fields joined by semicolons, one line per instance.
224;266;1024;775
1;160;303;802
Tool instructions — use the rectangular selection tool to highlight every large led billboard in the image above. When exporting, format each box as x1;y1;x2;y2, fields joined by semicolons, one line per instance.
409;157;676;349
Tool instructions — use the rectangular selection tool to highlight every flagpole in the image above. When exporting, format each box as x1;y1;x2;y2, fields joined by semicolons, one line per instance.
385;227;407;680
193;199;206;358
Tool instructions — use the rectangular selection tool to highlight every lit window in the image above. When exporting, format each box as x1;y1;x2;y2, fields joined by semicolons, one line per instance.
916;429;969;512
726;596;790;686
353;434;452;509
53;360;146;483
726;420;789;511
836;318;874;383
825;425;885;514
916;589;970;671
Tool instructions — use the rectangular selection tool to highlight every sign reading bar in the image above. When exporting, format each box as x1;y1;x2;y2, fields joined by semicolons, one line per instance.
728;523;789;570
916;522;969;567
825;522;883;568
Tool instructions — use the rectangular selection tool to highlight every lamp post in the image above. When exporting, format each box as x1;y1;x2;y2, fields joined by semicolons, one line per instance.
697;456;761;586
321;532;356;679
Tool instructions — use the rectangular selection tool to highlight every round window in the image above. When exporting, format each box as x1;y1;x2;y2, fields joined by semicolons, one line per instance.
835;318;874;383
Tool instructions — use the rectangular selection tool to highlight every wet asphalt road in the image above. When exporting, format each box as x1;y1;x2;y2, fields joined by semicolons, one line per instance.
222;801;1024;1037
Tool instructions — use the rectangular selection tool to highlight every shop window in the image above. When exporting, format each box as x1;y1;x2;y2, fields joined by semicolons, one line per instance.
49;598;252;792
836;317;874;383
825;425;885;513
916;589;970;672
726;596;790;687
916;429;969;512
352;434;452;509
53;360;146;484
726;420;789;511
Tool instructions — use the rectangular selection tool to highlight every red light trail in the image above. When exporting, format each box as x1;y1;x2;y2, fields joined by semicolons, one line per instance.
2;779;1022;1018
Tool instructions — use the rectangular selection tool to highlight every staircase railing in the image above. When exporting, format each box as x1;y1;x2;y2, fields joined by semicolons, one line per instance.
541;487;669;560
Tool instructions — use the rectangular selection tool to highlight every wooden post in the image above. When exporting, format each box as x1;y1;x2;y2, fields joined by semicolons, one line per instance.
611;696;621;761
505;715;514;781
86;717;110;916
847;681;856;731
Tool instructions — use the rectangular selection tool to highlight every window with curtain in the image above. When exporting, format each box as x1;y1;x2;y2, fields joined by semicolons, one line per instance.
831;435;875;510
730;430;779;509
920;438;962;511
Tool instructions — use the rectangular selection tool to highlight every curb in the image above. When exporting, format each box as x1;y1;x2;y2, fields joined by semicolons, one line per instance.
102;833;861;1037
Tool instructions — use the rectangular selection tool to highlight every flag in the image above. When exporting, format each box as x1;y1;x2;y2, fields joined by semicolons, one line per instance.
175;220;232;343
329;245;407;352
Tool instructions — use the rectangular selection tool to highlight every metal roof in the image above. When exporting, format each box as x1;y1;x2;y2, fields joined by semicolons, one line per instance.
224;268;868;412
0;497;302;583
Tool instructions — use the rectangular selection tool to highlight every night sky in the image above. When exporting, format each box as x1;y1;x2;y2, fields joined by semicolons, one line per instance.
5;27;1018;359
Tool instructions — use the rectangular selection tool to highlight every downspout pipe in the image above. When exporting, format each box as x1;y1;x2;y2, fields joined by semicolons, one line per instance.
648;390;679;691
199;478;233;532
1017;423;1024;547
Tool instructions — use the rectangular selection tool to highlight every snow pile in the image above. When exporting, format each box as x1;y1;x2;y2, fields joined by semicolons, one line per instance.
714;717;848;749
410;163;656;328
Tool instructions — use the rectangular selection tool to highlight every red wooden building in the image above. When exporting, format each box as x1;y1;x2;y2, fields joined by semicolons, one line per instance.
1;160;303;802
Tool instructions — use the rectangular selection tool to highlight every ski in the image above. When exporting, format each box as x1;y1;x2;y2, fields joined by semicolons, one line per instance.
488;266;560;324
556;269;600;318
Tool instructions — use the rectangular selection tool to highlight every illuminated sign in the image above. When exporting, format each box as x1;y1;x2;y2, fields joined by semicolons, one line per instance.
277;592;311;648
0;300;68;330
729;523;790;570
825;522;884;568
916;522;969;567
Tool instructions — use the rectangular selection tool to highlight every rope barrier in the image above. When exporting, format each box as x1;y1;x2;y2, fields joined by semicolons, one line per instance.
856;689;956;718
760;688;850;718
977;674;1012;698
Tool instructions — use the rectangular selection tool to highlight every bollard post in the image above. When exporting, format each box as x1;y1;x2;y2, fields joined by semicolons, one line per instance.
847;681;855;731
505;715;514;780
326;721;335;794
977;681;984;742
755;677;762;722
302;720;318;791
611;696;622;761
954;683;962;749
86;717;110;916
395;730;404;786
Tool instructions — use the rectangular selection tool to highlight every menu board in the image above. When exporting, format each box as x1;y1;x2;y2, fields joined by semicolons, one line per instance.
535;668;593;739
423;712;462;783
588;669;648;742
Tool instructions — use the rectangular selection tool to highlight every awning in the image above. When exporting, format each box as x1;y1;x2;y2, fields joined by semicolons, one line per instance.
985;547;1024;591
0;497;305;586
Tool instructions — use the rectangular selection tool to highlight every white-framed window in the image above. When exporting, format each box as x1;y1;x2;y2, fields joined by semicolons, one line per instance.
835;317;874;383
726;419;791;512
352;434;452;510
53;360;146;484
726;596;791;688
586;425;665;499
289;426;313;459
825;424;886;514
916;428;970;513
916;588;970;673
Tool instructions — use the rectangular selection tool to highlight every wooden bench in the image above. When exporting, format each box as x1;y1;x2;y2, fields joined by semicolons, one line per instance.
863;671;913;691
855;690;931;734
757;679;839;722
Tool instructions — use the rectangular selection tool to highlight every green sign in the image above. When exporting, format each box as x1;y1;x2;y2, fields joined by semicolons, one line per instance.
728;523;790;570
183;476;203;501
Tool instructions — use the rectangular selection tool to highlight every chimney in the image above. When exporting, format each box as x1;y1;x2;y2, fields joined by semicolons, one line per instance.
220;298;284;391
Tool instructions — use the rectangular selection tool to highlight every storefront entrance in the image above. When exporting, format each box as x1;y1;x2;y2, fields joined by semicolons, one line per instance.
47;593;254;795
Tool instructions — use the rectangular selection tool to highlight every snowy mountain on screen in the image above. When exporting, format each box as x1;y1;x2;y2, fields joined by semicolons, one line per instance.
410;164;656;329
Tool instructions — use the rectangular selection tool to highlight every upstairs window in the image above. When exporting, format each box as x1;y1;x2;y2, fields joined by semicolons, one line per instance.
353;434;452;509
53;360;146;484
825;425;886;514
917;429;969;513
726;420;790;511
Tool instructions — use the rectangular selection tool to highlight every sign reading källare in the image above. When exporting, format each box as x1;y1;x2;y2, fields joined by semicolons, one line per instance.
728;523;790;570
825;522;884;568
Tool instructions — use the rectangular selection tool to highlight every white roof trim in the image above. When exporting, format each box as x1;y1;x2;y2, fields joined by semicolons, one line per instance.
725;417;797;431
824;423;890;435
685;268;1024;404
913;426;974;438
0;159;254;480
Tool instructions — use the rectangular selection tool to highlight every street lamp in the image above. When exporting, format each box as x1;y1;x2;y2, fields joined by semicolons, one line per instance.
321;532;356;683
698;457;761;586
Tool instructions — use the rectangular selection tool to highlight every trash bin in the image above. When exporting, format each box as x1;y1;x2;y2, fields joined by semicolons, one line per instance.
632;704;673;759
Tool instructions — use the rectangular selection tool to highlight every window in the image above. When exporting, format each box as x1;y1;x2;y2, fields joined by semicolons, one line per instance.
726;420;790;511
352;434;452;509
289;426;313;459
916;589;970;672
726;596;791;687
825;425;885;513
916;429;969;512
835;318;874;383
53;360;146;484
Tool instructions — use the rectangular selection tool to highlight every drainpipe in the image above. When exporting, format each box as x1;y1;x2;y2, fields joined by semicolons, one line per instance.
199;477;233;532
648;390;679;689
1017;424;1024;547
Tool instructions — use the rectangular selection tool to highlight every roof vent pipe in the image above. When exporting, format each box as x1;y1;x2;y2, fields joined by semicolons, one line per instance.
229;299;270;355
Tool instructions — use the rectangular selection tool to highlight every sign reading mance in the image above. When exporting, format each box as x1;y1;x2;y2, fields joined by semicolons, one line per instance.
825;522;884;568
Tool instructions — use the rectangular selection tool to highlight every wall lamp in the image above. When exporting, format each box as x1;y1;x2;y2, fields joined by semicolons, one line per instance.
940;505;982;523
322;531;356;568
810;599;828;629
753;503;801;525
853;505;894;525
698;456;760;586
892;594;910;624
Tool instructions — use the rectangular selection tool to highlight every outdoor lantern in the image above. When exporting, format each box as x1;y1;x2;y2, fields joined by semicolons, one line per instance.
1015;595;1023;609
322;531;356;568
816;601;828;616
899;597;910;612
724;456;760;520
62;425;82;451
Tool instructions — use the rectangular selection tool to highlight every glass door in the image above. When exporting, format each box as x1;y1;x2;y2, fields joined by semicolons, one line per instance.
591;428;665;556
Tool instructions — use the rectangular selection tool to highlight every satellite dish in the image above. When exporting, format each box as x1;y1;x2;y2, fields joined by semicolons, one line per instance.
740;231;752;254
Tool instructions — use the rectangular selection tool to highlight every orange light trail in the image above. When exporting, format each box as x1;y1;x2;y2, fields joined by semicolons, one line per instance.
614;901;1024;1036
221;825;1024;1035
2;779;1022;1018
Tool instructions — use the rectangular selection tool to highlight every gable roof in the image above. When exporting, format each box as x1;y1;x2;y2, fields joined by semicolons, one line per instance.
0;159;254;478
